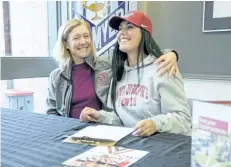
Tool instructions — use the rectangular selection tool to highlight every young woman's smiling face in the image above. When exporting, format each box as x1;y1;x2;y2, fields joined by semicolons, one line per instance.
117;21;142;54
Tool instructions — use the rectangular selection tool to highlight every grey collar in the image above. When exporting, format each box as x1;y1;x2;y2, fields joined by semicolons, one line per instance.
60;52;95;79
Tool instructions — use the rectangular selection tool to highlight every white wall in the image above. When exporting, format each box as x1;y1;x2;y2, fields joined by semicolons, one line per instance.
0;2;4;56
10;1;48;57
184;79;231;101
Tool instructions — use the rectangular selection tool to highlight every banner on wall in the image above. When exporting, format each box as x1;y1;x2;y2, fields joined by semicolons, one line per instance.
70;1;137;56
191;100;231;167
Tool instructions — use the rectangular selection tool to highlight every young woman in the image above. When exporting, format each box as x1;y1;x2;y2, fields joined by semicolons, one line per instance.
80;11;191;136
46;18;179;119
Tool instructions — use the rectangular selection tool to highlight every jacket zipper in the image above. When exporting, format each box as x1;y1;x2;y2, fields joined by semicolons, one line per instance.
60;73;72;117
66;85;72;117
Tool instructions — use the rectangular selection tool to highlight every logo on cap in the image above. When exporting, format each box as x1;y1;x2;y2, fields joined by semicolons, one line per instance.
141;24;147;28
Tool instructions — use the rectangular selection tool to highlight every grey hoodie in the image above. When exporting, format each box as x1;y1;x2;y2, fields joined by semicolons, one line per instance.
96;55;192;135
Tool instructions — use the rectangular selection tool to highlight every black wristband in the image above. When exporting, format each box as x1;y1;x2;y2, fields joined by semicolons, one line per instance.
171;50;179;61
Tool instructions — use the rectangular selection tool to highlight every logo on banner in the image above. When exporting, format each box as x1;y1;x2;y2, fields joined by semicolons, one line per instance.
81;1;109;21
71;1;136;56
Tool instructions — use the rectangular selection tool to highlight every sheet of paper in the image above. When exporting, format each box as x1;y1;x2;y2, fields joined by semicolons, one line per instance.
71;125;134;142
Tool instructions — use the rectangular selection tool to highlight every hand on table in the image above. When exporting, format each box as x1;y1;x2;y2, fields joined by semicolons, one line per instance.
132;120;157;137
80;107;100;122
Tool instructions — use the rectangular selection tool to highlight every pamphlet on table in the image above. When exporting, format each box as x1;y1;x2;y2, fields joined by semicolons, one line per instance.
56;146;148;167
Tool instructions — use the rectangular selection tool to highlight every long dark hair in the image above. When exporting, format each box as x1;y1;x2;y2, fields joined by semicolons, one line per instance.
111;29;163;111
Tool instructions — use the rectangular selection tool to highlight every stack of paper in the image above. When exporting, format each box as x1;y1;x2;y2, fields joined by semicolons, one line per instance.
63;125;134;146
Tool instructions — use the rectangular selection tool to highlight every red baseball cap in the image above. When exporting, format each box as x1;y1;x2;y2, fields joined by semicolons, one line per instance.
109;10;152;34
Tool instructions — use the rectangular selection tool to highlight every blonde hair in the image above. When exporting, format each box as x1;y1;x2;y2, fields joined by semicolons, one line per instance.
53;19;97;69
